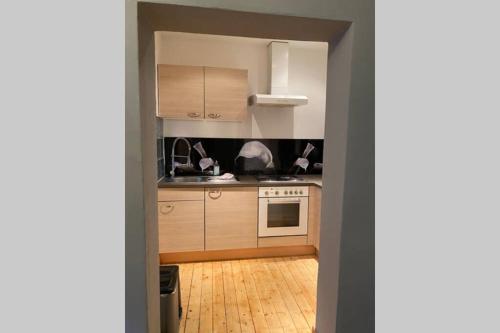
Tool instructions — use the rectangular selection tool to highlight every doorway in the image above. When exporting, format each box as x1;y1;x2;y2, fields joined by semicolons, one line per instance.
128;3;354;332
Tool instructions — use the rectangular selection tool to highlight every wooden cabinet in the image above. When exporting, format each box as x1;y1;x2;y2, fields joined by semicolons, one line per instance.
157;65;248;121
204;67;248;121
205;187;258;250
158;188;205;202
157;64;204;119
157;189;205;253
307;186;322;250
158;184;316;255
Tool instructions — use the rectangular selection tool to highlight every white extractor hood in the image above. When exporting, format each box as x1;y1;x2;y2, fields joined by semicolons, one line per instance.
249;41;308;107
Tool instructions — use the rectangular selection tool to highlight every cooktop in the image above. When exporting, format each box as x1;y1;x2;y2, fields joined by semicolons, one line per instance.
256;175;304;182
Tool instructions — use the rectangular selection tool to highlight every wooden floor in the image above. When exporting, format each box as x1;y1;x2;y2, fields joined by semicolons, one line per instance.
174;256;318;333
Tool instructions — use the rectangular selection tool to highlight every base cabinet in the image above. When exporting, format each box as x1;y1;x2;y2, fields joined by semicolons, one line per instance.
157;185;320;256
205;187;258;250
307;186;322;250
158;200;205;253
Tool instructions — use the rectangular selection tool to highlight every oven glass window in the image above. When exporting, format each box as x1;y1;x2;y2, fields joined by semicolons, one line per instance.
267;203;300;228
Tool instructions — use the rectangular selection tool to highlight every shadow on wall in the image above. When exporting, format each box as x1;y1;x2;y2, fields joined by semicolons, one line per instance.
250;105;294;138
162;106;298;139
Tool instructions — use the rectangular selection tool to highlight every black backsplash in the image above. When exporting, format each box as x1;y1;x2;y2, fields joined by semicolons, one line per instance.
164;137;323;176
156;118;165;180
157;138;165;180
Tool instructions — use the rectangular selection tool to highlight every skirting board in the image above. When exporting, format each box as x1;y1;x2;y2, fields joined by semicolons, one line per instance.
159;245;316;264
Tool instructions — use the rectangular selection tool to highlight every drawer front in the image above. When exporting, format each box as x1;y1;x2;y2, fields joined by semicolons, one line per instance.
258;235;308;248
158;188;204;201
158;200;204;253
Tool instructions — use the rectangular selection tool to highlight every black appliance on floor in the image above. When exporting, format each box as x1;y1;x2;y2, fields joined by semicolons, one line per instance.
159;265;182;333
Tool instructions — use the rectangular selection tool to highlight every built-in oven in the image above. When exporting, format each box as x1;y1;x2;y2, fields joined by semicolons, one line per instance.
258;186;309;237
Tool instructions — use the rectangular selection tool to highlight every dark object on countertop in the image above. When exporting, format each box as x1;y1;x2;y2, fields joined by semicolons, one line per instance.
160;265;181;333
312;162;323;172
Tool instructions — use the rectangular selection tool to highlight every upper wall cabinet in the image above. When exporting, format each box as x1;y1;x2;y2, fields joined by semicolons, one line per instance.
204;67;248;121
157;65;248;121
157;64;205;120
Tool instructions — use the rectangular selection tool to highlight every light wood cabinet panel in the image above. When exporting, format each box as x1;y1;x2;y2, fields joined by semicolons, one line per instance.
157;64;204;119
307;186;322;250
204;67;248;121
258;236;307;248
158;200;204;253
205;187;258;250
158;188;204;202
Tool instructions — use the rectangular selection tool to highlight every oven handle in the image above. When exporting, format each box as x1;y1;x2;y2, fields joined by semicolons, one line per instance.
267;198;302;204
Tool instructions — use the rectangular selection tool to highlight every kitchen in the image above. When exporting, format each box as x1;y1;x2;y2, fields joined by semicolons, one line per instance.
155;31;327;333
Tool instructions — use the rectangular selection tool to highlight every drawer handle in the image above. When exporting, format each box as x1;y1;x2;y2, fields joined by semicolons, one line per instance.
187;112;201;118
208;189;222;199
208;113;221;119
160;204;174;215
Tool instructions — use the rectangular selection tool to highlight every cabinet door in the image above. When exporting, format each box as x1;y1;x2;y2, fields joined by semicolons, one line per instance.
205;187;258;250
158;200;204;253
157;64;204;119
307;186;322;250
204;67;248;121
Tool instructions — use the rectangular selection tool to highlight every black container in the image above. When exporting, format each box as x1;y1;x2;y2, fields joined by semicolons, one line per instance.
159;265;182;333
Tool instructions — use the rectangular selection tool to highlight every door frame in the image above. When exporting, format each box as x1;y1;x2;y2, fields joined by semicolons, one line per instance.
127;2;358;332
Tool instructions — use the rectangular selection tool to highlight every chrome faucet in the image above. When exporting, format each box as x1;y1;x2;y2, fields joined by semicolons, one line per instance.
170;137;192;176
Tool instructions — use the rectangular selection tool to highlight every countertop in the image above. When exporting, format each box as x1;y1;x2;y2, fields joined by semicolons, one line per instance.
157;175;322;188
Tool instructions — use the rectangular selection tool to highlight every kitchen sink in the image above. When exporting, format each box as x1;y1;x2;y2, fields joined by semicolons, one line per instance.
163;176;239;183
164;176;205;183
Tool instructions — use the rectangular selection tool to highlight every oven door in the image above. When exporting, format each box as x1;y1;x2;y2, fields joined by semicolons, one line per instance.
258;197;308;237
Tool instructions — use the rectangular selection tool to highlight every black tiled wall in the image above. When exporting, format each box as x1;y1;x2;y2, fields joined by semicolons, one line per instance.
156;119;165;180
164;137;324;176
157;138;165;180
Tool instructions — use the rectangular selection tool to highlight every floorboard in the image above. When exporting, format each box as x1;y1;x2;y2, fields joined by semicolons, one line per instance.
200;262;213;333
173;256;318;333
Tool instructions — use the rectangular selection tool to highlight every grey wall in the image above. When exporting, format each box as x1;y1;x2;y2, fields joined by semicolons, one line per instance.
126;1;374;332
138;17;162;333
323;4;375;333
125;1;148;332
126;3;163;331
317;26;355;332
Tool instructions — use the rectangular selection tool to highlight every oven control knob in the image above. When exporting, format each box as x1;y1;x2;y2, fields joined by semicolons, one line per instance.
275;191;279;195
299;190;303;194
284;190;288;195
265;191;269;196
294;190;298;194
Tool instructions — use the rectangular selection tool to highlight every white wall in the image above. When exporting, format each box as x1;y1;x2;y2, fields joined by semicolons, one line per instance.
155;31;328;139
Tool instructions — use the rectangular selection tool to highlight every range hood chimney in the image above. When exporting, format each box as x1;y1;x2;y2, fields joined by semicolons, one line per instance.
249;42;308;107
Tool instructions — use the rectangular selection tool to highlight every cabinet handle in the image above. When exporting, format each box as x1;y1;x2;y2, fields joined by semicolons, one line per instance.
208;113;221;119
160;203;174;215
208;189;222;199
187;112;201;118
